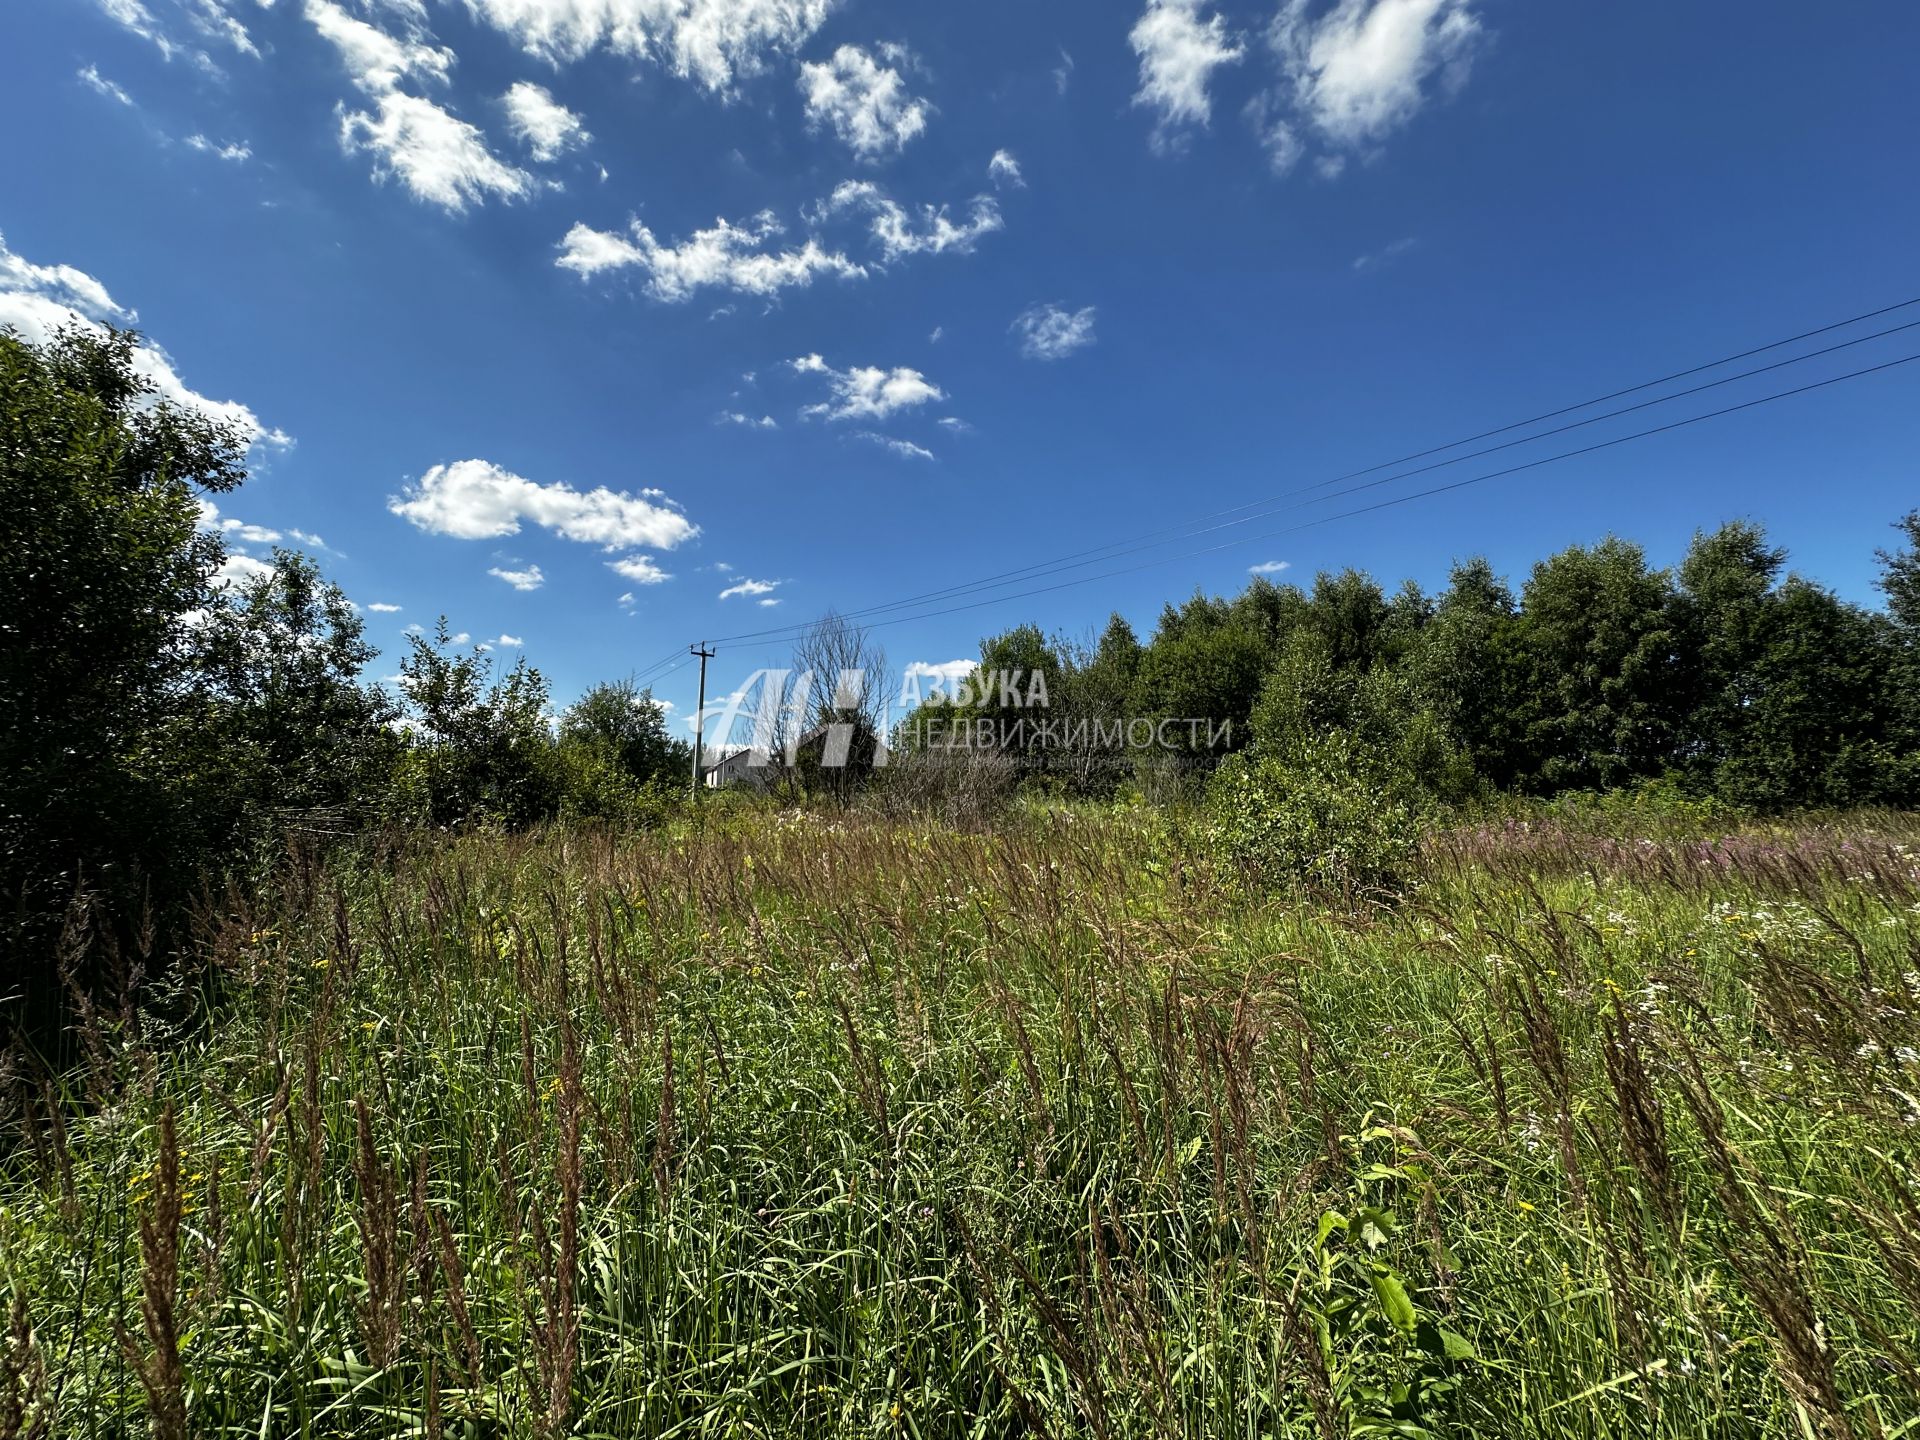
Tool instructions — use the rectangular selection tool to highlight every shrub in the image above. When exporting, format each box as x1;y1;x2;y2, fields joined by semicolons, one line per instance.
1206;733;1428;895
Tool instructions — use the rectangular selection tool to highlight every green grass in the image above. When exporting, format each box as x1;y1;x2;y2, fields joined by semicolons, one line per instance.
5;805;1920;1438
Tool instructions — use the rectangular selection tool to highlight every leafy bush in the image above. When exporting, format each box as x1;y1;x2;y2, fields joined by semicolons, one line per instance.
1205;735;1428;894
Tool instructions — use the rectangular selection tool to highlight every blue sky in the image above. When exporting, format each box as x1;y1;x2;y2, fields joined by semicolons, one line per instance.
5;0;1918;725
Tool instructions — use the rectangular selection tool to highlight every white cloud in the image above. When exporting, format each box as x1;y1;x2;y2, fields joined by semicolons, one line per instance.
757;597;780;607
857;431;933;461
1260;0;1484;166
495;633;524;646
609;554;671;584
340;92;534;212
391;459;697;551
502;80;590;161
1250;559;1291;574
987;148;1024;188
308;0;532;211
718;577;779;599
1129;0;1243;150
822;180;1001;261
0;231;290;450
1053;49;1074;95
78;65;134;105
1012;303;1097;361
790;353;943;422
928;325;943;343
369;602;404;612
557;210;863;300
718;411;778;429
489;563;546;590
459;0;835;92
798;44;929;160
187;133;252;162
307;0;453;93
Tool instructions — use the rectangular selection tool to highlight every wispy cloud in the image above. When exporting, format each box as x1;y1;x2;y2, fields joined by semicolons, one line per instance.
1012;303;1097;360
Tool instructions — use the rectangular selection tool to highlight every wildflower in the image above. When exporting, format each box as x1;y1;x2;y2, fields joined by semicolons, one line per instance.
1516;1200;1536;1214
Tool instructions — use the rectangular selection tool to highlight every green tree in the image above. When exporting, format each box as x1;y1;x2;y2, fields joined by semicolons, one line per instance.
1;324;247;1003
183;550;401;852
1512;538;1687;793
559;678;687;784
399;622;560;827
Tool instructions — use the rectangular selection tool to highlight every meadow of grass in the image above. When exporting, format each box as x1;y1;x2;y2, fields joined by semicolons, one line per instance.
5;802;1920;1438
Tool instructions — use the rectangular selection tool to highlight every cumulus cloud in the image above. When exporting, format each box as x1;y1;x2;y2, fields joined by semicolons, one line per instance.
1256;0;1483;170
719;577;779;599
798;44;929;160
821;180;1002;261
0;231;289;449
390;459;697;553
557;211;863;300
459;0;835;91
1011;303;1097;361
340;91;535;212
1249;559;1292;574
1129;0;1243;150
309;0;532;211
78;65;134;105
608;553;671;584
718;411;778;429
368;602;404;612
987;148;1024;188
489;563;546;590
214;552;277;588
495;633;524;646
502;80;590;161
757;597;780;607
790;353;943;422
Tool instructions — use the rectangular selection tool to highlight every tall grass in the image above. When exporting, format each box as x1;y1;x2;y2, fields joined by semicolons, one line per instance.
4;805;1920;1437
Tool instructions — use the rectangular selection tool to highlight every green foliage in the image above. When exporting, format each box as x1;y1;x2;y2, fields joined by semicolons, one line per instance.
398;620;561;828
182;550;403;854
1;324;249;1007
1512;537;1688;793
1205;734;1427;894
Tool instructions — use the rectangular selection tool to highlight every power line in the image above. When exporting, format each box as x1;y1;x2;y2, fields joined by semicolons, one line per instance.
711;348;1920;645
710;311;1920;645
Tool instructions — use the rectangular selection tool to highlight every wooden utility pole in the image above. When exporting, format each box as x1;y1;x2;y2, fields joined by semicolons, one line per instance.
690;643;715;797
